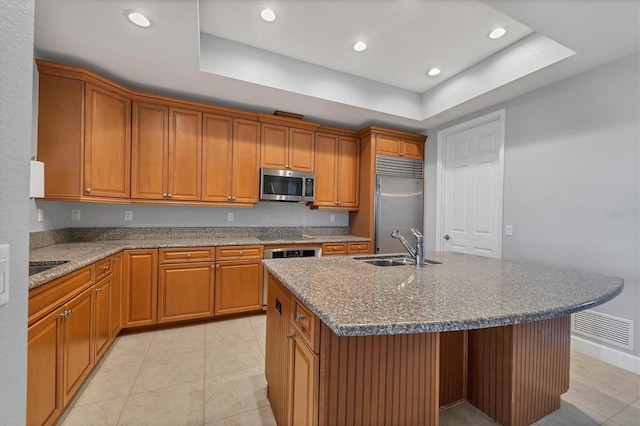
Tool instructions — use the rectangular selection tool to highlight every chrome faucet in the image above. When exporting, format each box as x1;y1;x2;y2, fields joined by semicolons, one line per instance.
391;229;427;267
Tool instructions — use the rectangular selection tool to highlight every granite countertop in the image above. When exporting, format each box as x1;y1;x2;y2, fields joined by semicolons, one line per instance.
263;252;624;337
29;235;369;290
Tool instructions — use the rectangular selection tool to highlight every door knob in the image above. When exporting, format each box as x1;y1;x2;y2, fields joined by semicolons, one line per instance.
444;235;450;240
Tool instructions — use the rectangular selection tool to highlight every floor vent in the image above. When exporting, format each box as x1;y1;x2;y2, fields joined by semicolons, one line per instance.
572;310;634;350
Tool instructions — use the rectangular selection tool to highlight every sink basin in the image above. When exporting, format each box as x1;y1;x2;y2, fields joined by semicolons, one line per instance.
361;257;416;267
357;256;443;267
29;261;69;276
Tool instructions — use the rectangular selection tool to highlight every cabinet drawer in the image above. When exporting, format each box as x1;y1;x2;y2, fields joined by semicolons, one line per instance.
29;266;94;325
216;245;263;260
291;298;319;353
348;242;371;254
322;243;347;256
159;247;215;264
95;257;113;281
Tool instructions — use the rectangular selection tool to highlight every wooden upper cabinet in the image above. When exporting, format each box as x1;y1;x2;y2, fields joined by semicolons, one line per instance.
37;61;132;201
261;124;315;172
312;133;359;210
131;101;169;200
202;114;259;204
376;134;424;160
132;101;201;201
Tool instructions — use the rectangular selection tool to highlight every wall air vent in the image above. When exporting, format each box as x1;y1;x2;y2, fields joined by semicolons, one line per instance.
572;310;634;350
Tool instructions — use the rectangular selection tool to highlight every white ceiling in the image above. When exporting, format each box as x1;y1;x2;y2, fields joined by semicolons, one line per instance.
34;0;639;133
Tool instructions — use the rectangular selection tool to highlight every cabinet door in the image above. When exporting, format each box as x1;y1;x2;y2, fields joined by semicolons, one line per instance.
231;119;260;203
261;123;288;169
214;260;263;315
94;276;113;361
289;329;319;426
131;101;169;199
265;272;291;426
123;249;158;328
168;107;202;201
289;128;315;172
84;83;131;198
62;288;94;405
313;133;338;207
202;113;233;202
27;307;64;426
111;254;123;337
401;140;424;160
375;134;401;157
158;262;215;323
336;136;360;208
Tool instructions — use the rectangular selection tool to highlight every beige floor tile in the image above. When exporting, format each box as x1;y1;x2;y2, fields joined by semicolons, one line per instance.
76;360;142;406
604;399;640;426
440;401;497;425
204;366;269;423
145;324;205;359
118;379;204;426
101;332;154;367
132;348;205;394
206;317;256;345
571;352;640;402
205;339;264;377
59;397;127;426
206;405;277;426
535;401;599;425
247;314;266;335
563;377;632;423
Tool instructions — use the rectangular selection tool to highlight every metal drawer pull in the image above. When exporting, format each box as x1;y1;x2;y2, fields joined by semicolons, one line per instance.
286;333;295;339
295;314;305;322
102;265;110;270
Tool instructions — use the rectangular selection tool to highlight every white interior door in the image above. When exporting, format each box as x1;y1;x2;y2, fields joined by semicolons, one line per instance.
437;111;504;258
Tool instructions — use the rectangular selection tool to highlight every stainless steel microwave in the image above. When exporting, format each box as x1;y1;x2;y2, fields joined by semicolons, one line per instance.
260;168;315;202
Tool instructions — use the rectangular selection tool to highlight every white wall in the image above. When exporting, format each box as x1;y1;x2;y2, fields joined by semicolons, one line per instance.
0;0;34;423
30;200;349;231
426;53;640;358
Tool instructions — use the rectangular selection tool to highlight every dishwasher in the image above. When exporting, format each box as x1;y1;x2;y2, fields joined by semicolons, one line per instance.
263;246;322;310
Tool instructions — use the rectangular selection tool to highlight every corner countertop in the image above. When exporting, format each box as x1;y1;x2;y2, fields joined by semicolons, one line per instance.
262;252;624;337
29;235;369;290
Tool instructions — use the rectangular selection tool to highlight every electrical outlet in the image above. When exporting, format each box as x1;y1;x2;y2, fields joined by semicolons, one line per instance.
505;225;513;236
330;213;336;223
71;209;81;221
37;208;44;222
227;212;234;222
124;211;133;221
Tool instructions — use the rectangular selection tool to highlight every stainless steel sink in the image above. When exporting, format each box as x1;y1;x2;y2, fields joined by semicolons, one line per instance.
357;256;442;267
29;261;69;276
361;257;416;267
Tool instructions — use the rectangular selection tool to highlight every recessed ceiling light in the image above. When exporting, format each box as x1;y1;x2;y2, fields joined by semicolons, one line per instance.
125;10;150;28
489;28;506;39
261;9;276;22
427;67;441;76
353;41;367;52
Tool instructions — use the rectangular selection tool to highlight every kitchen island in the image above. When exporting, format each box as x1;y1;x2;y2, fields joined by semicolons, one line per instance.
263;252;623;426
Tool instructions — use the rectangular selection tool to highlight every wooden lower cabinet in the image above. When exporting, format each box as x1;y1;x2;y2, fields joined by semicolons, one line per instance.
158;262;215;322
215;259;263;315
123;249;158;328
111;254;123;337
27;306;64;426
289;327;319;426
93;274;113;361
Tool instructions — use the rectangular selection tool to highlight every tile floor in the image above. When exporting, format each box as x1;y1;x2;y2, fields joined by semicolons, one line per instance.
58;315;640;426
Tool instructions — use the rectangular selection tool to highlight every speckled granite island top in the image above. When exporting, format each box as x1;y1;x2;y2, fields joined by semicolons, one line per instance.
263;252;623;336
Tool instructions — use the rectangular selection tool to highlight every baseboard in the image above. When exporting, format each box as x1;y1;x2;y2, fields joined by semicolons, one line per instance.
572;335;640;375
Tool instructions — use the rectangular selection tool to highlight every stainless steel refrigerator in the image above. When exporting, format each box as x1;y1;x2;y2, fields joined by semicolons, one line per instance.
375;156;424;254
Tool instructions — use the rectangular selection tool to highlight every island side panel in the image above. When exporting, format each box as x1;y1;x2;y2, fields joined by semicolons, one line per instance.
467;315;571;426
318;323;440;426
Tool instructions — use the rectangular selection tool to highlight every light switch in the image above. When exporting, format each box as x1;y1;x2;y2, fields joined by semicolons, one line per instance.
0;244;9;306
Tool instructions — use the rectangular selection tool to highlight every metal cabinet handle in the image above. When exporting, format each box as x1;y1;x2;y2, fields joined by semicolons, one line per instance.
286;333;295;339
444;235;450;240
85;188;92;193
162;193;168;197
167;193;172;198
95;287;102;292
295;314;305;322
102;265;109;271
239;250;243;256
231;196;236;200
227;196;232;200
186;252;191;258
215;264;220;268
